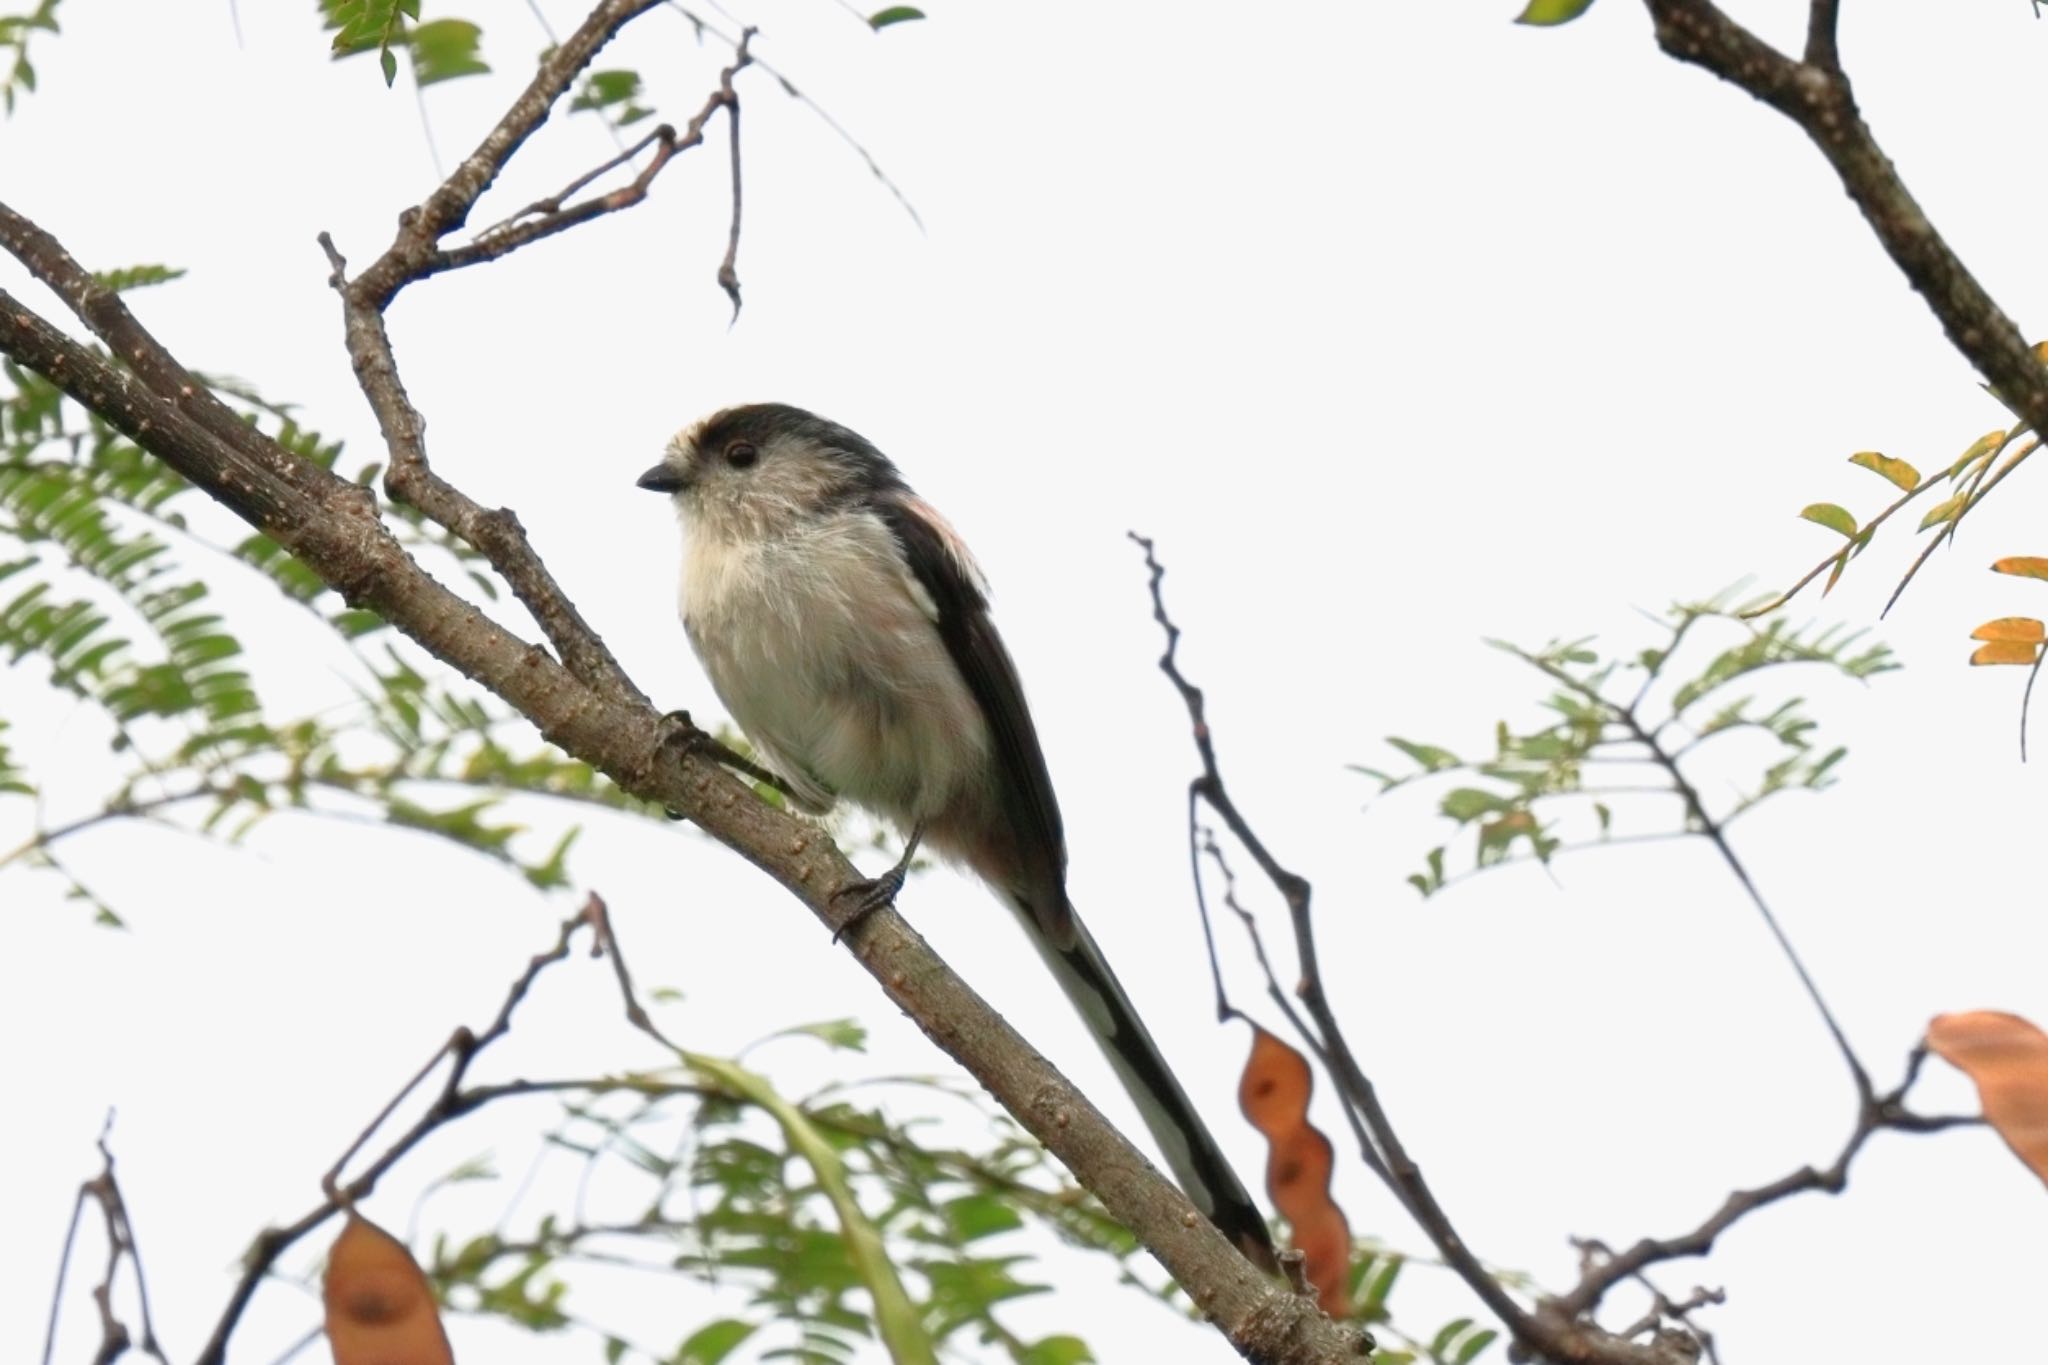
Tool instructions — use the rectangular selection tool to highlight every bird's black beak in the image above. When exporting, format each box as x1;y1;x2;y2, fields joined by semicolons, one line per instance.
637;463;687;493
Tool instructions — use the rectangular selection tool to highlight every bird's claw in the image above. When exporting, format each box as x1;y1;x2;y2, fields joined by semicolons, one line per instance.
830;866;908;943
829;823;924;943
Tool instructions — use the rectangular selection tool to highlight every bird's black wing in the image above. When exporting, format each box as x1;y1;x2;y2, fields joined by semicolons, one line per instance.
875;495;1073;946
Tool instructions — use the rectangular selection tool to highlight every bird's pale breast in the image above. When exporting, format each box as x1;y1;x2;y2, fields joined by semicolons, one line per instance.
680;509;992;826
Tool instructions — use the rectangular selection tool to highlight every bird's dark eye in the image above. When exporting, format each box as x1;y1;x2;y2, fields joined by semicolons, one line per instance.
725;441;758;469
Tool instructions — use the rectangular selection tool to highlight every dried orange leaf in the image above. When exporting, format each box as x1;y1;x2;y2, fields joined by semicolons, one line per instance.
1799;502;1858;538
1848;451;1921;491
1240;1027;1350;1316
324;1214;453;1365
1969;641;2040;666
1992;556;2048;581
1970;617;2046;643
1927;1011;2048;1188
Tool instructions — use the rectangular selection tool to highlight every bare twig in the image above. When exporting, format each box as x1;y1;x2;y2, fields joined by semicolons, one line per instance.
1551;1048;1979;1319
1803;0;1840;70
313;0;760;712
1616;705;1871;1100
42;1117;169;1365
428;29;756;284
1131;533;1685;1365
1504;643;1872;1102
194;902;595;1365
717;63;745;319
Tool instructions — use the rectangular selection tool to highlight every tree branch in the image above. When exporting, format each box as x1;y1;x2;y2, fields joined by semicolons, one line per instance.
194;900;595;1365
425;29;754;282
0;196;1357;1364
1643;0;2048;445
1131;534;1687;1365
1550;1048;1979;1320
42;1118;168;1365
349;0;669;311
1803;0;1840;71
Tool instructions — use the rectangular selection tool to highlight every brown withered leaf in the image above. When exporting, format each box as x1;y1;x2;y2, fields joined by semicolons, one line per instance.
1926;1010;2048;1189
324;1213;454;1365
1240;1026;1351;1315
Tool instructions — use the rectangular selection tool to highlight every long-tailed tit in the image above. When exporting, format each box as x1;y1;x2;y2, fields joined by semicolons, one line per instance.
638;403;1276;1268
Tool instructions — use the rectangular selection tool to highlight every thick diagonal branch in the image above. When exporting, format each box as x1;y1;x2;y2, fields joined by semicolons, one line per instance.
1644;0;2048;438
0;251;1359;1365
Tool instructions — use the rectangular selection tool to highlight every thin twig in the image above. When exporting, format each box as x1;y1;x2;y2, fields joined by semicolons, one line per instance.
717;59;745;319
1551;1047;1977;1318
1803;0;1840;70
193;901;596;1365
427;30;755;284
42;1117;169;1365
1617;702;1872;1100
1130;533;1684;1365
1508;642;1872;1102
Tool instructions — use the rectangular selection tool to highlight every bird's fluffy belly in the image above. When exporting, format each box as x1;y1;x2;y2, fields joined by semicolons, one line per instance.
681;515;991;824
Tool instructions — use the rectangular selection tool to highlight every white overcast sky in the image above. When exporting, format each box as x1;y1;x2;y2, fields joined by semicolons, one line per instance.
5;2;2047;1363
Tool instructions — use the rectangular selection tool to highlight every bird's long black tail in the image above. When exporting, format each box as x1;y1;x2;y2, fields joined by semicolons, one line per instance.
1012;897;1277;1270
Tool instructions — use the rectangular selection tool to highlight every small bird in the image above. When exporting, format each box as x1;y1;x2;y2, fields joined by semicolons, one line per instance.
638;403;1276;1268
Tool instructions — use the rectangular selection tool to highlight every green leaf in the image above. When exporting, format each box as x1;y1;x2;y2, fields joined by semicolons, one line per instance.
1018;1337;1093;1365
1407;847;1446;899
677;1319;757;1365
90;264;186;293
868;6;926;28
1439;787;1507;822
573;69;642;110
410;19;489;87
1452;1328;1499;1365
941;1193;1025;1242
1354;1251;1403;1320
1848;450;1920;492
1515;0;1596;24
379;45;397;85
1386;736;1460;772
1799;502;1857;538
1431;1319;1475;1357
768;1018;868;1052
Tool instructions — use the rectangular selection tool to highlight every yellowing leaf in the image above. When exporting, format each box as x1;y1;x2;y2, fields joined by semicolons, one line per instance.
1918;494;1965;530
1515;0;1597;23
1822;549;1850;596
1970;617;2046;643
1800;502;1858;538
1848;451;1921;491
1949;429;2009;478
1970;641;2041;666
324;1214;452;1365
2034;340;2048;365
1992;556;2048;581
1927;1011;2048;1189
